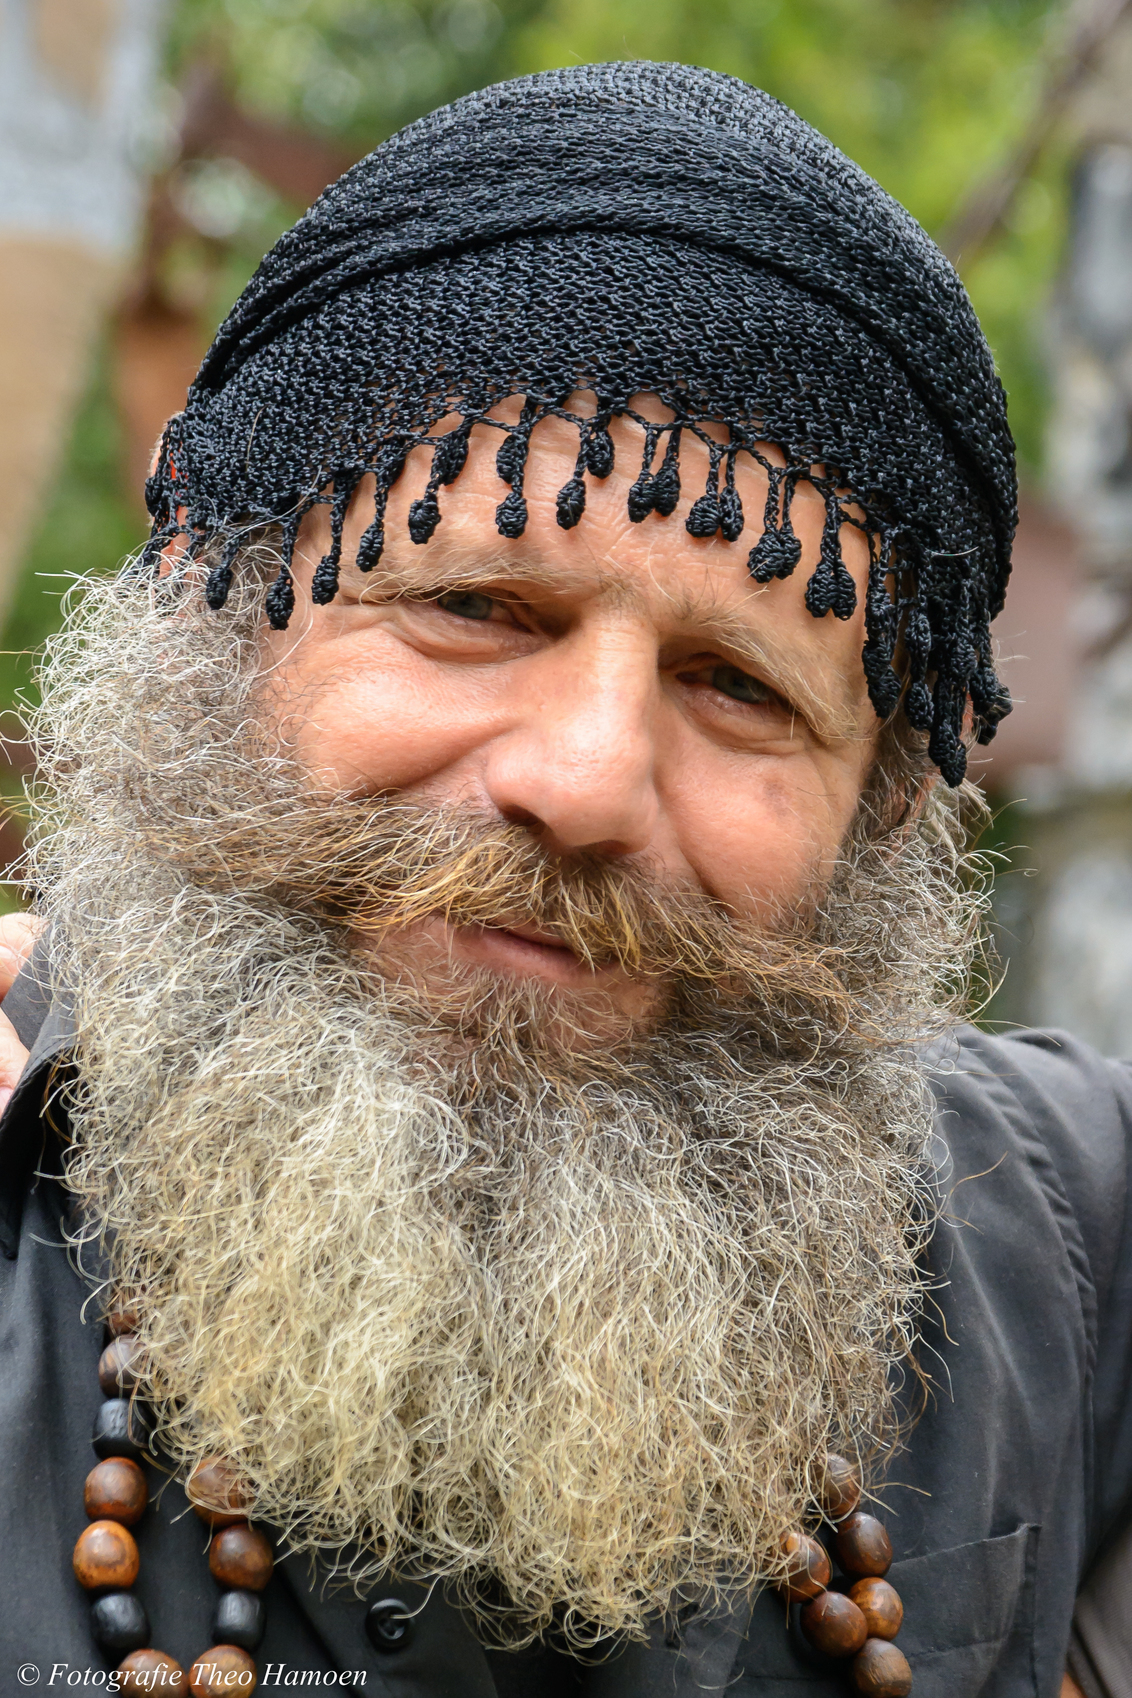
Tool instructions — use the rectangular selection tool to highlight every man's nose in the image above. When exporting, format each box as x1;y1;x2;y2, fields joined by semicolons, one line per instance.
480;633;660;858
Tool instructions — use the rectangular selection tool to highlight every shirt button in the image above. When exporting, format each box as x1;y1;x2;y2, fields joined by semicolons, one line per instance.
366;1598;413;1653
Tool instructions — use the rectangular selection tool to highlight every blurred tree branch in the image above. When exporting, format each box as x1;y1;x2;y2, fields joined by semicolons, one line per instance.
940;0;1132;264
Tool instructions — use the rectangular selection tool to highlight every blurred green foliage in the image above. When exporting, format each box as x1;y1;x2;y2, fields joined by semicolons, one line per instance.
0;352;145;717
167;0;548;144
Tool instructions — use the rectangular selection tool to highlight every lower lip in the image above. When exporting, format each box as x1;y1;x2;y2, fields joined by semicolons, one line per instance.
452;923;590;984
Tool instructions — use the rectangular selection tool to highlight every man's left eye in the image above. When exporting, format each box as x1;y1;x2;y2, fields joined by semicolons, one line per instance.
435;590;497;620
708;664;772;705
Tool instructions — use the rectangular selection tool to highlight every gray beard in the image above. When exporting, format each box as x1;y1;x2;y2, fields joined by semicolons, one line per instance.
24;568;979;1648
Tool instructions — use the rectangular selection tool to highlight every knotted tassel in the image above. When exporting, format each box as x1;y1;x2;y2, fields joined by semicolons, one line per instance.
495;400;537;537
312;479;358;604
355;444;407;573
205;535;242;612
557;476;587;529
263;510;303;630
265;564;296;630
686;446;724;538
585;419;614;480
356;483;392;573
718;449;744;542
805;493;858;619
901;599;934;729
496;490;528;536
433;425;470;486
971;632;1012;744
651;431;681;516
495;432;522;485
860;537;901;718
928;680;967;786
950;575;979;684
748;471;802;581
627;427;662;523
974;677;1013;744
356;515;385;572
408;427;472;545
408;492;442;544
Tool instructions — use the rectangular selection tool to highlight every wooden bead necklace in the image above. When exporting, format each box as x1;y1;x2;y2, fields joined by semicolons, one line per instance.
76;1313;911;1694
778;1453;913;1698
73;1308;271;1695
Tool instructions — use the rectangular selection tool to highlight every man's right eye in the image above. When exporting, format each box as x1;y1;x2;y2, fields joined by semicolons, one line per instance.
435;590;496;620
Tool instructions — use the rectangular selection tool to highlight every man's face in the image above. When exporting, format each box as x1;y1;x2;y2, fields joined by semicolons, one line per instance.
268;397;879;1022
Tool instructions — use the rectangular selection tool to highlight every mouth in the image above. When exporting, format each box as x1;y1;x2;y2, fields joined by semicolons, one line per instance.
492;921;576;952
455;919;591;983
371;912;664;1029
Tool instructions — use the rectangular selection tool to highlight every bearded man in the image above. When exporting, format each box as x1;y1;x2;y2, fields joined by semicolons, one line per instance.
1;59;1130;1698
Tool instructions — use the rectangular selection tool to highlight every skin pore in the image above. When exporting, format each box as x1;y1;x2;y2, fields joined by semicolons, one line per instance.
263;394;880;1027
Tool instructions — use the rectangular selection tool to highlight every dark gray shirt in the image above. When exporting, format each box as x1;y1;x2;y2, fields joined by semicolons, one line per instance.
3;960;1132;1697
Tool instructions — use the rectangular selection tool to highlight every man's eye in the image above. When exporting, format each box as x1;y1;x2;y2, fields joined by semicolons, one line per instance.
708;664;772;705
435;590;496;621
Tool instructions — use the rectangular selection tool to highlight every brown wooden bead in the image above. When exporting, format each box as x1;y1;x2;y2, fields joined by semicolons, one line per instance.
777;1529;831;1601
188;1456;252;1528
209;1523;274;1590
117;1651;185;1693
851;1637;913;1697
99;1336;144;1397
820;1452;862;1521
108;1309;139;1339
72;1519;140;1590
849;1576;904;1640
834;1512;893;1578
188;1645;258;1695
799;1589;869;1659
84;1457;148;1525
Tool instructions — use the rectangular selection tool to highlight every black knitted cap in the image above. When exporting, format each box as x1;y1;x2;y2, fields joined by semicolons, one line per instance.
144;60;1016;786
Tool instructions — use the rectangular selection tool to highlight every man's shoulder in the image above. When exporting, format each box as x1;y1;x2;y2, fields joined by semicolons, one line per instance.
928;1022;1132;1313
931;1022;1132;1163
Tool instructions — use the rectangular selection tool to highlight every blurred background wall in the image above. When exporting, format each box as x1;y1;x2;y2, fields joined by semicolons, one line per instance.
2;0;1131;1046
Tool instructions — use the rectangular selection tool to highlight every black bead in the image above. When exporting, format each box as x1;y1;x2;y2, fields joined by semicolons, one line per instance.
719;486;744;542
92;1398;151;1462
408;493;441;544
584;429;614;480
365;1598;413;1653
213;1588;266;1652
555;477;586;529
90;1591;150;1654
494;491;528;537
686;493;720;538
627;475;655;523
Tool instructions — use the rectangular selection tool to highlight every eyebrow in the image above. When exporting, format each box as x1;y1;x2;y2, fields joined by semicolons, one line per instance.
345;537;584;597
344;536;868;745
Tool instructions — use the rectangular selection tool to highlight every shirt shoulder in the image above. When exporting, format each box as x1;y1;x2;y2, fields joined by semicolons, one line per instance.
929;1024;1132;1321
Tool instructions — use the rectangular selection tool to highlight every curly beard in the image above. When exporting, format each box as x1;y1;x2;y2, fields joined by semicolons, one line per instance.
24;566;981;1649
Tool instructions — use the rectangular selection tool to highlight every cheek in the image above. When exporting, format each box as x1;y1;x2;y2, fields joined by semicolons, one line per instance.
665;753;865;917
267;630;497;793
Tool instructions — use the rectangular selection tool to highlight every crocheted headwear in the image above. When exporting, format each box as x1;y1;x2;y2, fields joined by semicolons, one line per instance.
144;61;1015;786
